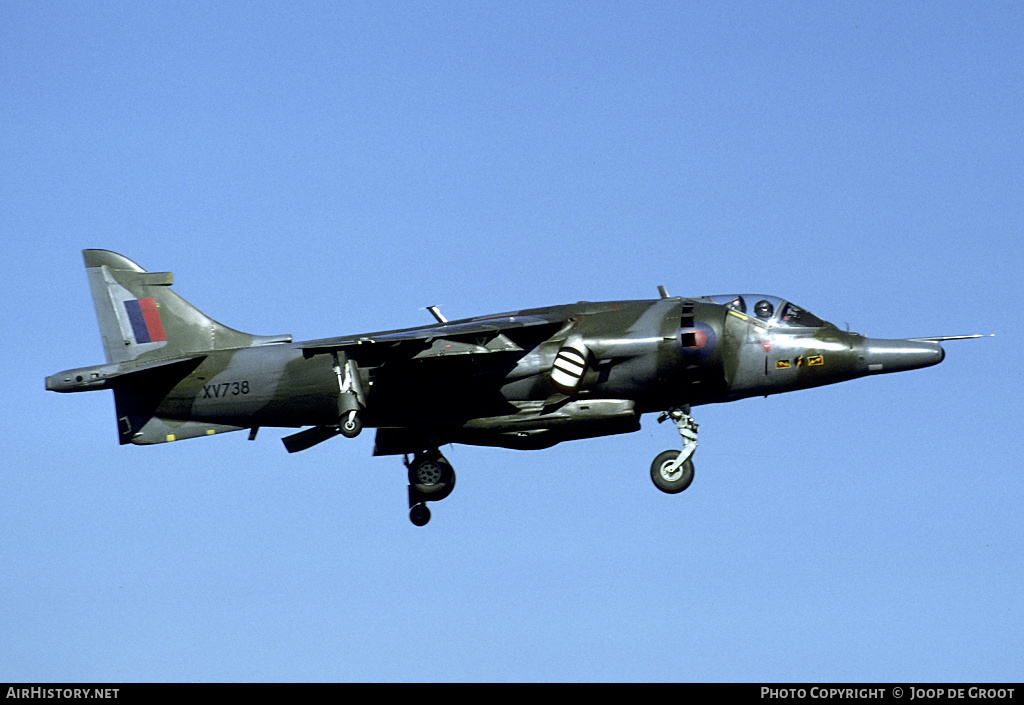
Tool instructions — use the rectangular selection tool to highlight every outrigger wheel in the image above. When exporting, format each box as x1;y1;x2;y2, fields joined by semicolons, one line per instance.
339;410;362;438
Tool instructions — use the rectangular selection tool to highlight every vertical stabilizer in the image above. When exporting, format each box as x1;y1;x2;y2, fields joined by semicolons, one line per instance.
83;249;289;363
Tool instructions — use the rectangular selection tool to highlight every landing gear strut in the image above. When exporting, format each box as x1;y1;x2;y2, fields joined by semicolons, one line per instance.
651;405;698;494
405;450;456;526
333;352;365;439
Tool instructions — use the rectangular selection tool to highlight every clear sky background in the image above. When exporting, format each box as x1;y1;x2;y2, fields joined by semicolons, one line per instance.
2;1;1021;683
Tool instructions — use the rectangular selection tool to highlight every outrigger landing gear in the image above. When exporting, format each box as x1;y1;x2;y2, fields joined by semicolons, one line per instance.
405;450;456;526
333;352;365;439
651;405;698;494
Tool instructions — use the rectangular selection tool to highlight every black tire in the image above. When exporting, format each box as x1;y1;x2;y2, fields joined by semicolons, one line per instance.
650;449;694;494
339;411;362;438
408;453;456;500
410;503;431;526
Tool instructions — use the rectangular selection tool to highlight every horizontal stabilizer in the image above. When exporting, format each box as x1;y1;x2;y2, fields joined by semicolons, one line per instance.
47;355;205;393
126;417;248;445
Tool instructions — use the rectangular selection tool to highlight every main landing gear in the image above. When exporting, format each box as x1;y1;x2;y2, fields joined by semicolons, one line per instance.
405;450;456;526
651;405;698;494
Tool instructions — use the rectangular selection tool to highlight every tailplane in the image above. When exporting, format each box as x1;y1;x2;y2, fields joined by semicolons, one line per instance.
83;249;290;363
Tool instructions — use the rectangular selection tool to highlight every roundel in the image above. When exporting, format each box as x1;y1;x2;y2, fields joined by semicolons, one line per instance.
678;321;716;360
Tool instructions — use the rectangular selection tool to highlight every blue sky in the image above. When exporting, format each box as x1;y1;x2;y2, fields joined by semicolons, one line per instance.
2;1;1021;682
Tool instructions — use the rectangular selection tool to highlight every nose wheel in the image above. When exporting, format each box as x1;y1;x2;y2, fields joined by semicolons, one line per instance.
650;450;694;493
651;405;698;494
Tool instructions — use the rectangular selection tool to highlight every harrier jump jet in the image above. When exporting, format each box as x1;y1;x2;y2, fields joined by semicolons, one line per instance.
46;250;983;525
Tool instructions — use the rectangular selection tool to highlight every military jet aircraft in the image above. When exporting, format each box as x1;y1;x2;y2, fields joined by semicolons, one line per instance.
47;250;985;525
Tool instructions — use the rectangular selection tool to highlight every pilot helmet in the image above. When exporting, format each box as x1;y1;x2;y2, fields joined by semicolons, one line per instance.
754;299;774;319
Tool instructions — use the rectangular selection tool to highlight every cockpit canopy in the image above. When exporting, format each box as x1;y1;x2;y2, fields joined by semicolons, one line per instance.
698;294;826;329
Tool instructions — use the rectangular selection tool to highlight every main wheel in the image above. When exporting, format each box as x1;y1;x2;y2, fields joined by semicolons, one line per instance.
650;450;694;494
410;503;431;526
408;452;456;501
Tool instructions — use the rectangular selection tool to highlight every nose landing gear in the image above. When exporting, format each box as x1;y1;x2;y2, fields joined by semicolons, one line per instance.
405;450;456;526
651;450;694;493
651;405;698;494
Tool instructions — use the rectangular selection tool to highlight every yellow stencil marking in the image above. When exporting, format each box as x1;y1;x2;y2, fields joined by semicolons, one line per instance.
727;308;768;328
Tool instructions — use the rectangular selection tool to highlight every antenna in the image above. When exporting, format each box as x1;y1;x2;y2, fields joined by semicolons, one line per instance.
426;306;448;323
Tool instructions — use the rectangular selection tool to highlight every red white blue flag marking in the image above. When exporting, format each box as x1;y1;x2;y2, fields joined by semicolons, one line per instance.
124;298;167;343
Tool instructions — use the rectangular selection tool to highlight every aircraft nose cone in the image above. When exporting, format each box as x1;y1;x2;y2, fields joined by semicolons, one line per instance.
862;338;945;374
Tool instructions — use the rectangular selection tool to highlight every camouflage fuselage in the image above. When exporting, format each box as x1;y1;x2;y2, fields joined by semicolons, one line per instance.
59;297;920;451
46;250;963;527
47;252;945;454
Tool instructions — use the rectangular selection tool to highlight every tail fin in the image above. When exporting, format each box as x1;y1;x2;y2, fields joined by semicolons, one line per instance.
83;249;290;363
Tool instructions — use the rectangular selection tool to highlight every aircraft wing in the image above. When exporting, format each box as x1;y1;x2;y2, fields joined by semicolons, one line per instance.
300;314;562;363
